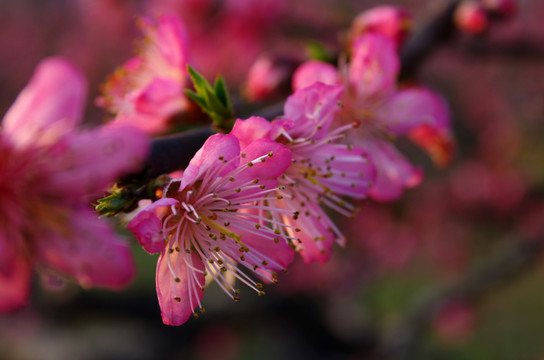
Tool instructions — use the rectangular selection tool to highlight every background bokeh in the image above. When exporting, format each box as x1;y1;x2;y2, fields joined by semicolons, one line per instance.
1;0;544;359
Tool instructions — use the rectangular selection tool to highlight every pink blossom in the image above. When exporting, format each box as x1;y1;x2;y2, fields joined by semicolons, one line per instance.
349;6;413;49
0;57;149;312
291;61;339;97
128;134;295;325
293;34;454;202
97;15;189;135
232;83;376;264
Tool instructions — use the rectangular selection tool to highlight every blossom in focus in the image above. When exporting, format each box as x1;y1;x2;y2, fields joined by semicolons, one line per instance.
0;57;149;312
128;134;295;325
293;33;454;201
349;6;413;49
232;83;376;264
97;15;189;135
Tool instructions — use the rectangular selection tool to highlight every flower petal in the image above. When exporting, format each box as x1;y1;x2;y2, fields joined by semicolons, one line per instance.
156;250;205;326
349;33;399;101
181;134;240;191
230;116;273;150
281;205;335;265
134;77;188;117
128;198;179;254
0;255;31;313
36;208;136;290
235;139;292;188
284;83;344;139
377;87;451;136
292;60;339;91
2;57;86;148
365;139;423;202
46;124;149;197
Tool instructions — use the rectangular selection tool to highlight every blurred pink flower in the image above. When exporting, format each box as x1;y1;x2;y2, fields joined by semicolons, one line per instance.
0;57;149;312
145;0;288;84
349;6;413;49
97;15;189;135
293;34;454;201
232;83;376;264
128;134;295;325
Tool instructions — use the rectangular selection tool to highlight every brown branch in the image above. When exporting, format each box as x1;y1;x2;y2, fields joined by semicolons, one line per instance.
400;0;462;79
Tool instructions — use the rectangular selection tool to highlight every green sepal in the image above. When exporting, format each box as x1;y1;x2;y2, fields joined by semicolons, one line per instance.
185;65;234;133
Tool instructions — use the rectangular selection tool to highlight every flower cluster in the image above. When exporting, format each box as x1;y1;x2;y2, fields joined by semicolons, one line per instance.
128;81;377;324
293;31;453;201
0;5;456;327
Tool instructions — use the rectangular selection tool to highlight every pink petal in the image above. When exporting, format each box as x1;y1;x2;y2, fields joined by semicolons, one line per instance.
110;113;168;136
230;116;273;150
0;254;31;313
292;60;339;91
377;87;451;136
350;6;413;48
142;15;189;72
349;33;399;101
308;143;377;198
181;134;241;191
36;209;136;290
242;233;294;271
234;139;292;188
365;139;423;202
156;251;205;326
134;77;187;118
2;57;86;148
127;198;179;254
284;83;344;139
46;124;150;197
217;209;294;272
282;207;335;265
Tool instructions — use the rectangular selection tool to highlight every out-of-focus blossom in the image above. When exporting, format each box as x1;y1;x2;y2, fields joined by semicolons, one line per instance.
0;57;149;312
455;1;489;34
349;6;413;49
128;134;295;325
97;15;189;136
293;34;453;202
145;0;288;85
232;83;376;264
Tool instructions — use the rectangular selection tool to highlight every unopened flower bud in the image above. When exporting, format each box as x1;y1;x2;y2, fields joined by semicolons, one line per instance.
349;6;413;49
454;1;489;35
